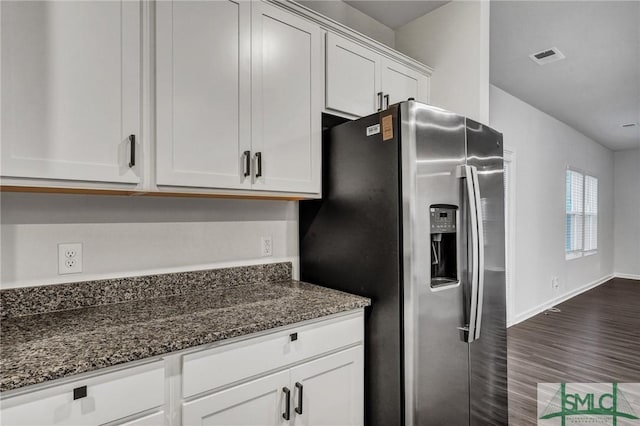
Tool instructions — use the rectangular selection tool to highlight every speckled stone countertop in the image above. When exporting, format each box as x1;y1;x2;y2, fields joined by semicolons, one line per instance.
0;263;370;393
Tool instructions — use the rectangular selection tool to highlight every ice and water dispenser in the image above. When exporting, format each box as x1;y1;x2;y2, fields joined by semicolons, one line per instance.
429;205;458;288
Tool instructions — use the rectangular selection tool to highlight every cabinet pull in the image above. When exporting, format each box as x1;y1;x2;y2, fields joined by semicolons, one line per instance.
295;382;303;415
384;94;390;109
377;92;383;112
73;386;87;400
255;152;262;178
282;387;291;420
242;150;251;177
128;134;136;168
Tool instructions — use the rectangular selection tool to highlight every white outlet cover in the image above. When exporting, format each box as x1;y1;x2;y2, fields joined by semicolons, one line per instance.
261;236;273;257
58;243;82;274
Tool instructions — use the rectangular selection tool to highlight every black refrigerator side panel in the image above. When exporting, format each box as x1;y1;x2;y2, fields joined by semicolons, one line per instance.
300;108;403;426
466;119;508;426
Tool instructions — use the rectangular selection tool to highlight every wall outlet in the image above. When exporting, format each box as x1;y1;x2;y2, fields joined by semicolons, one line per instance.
551;276;560;290
59;243;82;274
261;236;273;257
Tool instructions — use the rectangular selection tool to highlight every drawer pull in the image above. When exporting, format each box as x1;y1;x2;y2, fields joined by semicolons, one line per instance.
290;332;298;342
73;386;87;400
295;382;303;415
282;387;291;420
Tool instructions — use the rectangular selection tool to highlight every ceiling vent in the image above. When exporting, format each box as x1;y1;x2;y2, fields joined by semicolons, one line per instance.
529;47;565;65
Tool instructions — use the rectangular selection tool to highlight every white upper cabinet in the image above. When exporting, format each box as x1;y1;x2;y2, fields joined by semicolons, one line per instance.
1;1;141;184
251;2;322;194
156;0;252;190
381;57;430;107
156;1;321;195
325;33;381;117
325;32;430;118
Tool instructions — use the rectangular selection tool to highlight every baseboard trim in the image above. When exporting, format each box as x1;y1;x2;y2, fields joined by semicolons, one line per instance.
507;274;614;328
614;272;640;280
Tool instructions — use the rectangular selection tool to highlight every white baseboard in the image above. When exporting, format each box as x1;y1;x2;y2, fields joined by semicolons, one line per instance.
614;272;640;280
507;274;614;328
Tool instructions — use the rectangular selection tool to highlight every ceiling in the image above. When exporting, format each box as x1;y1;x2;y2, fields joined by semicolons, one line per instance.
491;1;640;151
344;1;448;29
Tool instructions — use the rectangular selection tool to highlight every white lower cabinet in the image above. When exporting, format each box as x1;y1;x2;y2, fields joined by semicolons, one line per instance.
289;347;363;426
182;371;290;426
183;347;363;426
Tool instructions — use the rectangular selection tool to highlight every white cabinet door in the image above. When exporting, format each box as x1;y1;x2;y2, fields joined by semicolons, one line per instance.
0;1;141;184
325;33;381;117
290;347;364;426
251;2;322;194
182;370;290;426
381;57;430;107
156;0;251;189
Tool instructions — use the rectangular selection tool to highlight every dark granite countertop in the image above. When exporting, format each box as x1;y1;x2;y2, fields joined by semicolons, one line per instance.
0;264;370;393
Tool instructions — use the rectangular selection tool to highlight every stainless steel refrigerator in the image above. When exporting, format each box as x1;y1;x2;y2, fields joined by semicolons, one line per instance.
300;101;508;426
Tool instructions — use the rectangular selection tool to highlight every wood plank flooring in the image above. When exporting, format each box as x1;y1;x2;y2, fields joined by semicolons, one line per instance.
507;278;640;425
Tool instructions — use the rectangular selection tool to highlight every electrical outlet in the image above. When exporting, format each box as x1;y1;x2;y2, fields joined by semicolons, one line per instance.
59;243;82;274
261;236;273;257
551;276;560;290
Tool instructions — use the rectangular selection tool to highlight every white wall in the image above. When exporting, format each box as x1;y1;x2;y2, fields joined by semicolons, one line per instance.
490;85;615;325
395;1;490;123
614;149;640;277
298;0;395;48
0;193;298;288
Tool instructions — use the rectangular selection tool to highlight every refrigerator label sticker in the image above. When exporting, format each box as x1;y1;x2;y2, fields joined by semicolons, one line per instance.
382;115;393;141
366;124;380;136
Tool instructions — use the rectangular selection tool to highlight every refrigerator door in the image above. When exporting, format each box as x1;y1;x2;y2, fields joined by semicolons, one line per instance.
465;119;509;425
400;102;470;425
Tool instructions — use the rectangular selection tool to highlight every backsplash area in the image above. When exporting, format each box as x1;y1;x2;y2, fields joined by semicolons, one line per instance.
0;193;298;288
0;262;292;319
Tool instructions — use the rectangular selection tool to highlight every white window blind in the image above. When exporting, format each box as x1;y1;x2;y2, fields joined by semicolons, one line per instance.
565;169;598;258
584;175;598;251
566;170;584;254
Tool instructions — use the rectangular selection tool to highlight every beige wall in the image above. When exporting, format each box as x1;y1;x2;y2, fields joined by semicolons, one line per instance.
395;1;490;123
1;194;298;288
490;85;615;325
614;149;640;277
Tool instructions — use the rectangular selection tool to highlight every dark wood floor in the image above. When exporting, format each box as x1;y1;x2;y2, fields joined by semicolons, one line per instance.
507;277;640;425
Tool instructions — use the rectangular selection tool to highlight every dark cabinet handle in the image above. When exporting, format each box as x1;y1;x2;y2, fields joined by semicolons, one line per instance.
242;150;251;177
73;385;87;400
384;94;389;109
295;382;303;415
377;92;383;112
282;387;291;420
128;134;135;168
255;152;262;178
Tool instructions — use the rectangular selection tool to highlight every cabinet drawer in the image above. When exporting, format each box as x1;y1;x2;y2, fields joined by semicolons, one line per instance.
0;361;164;426
182;312;363;398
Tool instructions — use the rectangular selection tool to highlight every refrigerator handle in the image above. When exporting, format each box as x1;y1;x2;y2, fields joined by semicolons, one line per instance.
470;165;485;340
460;165;479;343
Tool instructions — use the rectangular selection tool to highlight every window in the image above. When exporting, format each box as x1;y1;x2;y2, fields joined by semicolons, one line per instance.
565;169;598;259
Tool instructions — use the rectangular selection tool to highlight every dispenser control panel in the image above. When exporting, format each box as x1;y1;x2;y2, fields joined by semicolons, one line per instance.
430;207;456;233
